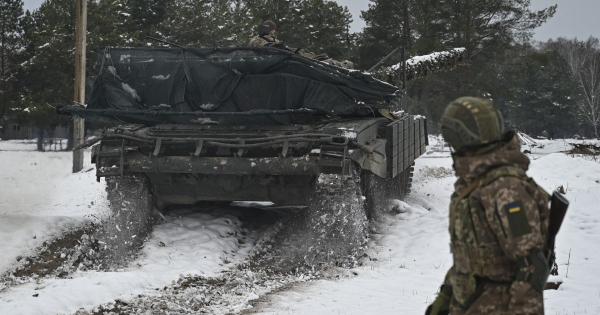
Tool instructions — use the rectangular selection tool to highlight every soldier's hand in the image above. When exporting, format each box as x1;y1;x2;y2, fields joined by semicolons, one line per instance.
425;285;451;315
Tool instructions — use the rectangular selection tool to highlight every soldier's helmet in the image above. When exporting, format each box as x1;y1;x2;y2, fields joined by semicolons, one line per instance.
440;97;505;153
259;20;277;36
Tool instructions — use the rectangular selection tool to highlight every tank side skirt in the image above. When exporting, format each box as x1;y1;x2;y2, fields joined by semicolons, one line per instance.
382;116;426;179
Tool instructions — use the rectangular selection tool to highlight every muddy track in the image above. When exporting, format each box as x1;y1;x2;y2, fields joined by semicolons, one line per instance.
0;224;98;293
0;205;370;315
0;219;153;292
86;212;355;315
85;174;371;315
2;173;374;314
0;181;159;290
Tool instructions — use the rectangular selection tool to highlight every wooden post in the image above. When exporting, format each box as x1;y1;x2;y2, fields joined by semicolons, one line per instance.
72;0;87;173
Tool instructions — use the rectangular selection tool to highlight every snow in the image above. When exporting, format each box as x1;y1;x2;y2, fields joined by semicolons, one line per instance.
0;143;106;274
106;66;117;76
151;74;171;80
191;117;219;124
200;103;217;110
391;48;466;71
0;142;249;315
1;137;599;314
337;127;358;140
0;211;250;315
254;137;600;315
0;139;37;151
121;82;141;101
119;54;131;63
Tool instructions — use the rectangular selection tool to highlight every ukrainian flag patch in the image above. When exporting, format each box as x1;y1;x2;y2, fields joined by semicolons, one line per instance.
508;205;521;213
505;201;531;237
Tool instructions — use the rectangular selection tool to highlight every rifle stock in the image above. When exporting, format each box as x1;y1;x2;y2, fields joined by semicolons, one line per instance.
548;191;569;249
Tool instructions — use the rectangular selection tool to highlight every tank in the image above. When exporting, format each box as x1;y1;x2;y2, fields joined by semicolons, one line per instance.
61;47;432;265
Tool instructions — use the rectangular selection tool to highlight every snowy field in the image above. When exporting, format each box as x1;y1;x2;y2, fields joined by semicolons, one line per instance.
0;140;253;314
255;137;600;315
0;138;599;314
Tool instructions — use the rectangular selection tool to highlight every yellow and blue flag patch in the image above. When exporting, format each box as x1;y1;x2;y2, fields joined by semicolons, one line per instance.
505;201;531;237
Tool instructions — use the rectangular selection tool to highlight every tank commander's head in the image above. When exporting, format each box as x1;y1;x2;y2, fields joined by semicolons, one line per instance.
258;20;277;37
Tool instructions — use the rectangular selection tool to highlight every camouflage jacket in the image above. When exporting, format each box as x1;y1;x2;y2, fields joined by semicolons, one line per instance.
248;34;280;48
445;134;550;315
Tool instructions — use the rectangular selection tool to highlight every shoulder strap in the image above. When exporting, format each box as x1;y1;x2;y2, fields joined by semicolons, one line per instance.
480;166;527;187
457;166;528;200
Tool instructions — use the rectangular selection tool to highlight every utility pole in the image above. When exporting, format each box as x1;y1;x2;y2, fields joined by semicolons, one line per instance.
401;1;410;92
402;0;410;53
72;0;87;173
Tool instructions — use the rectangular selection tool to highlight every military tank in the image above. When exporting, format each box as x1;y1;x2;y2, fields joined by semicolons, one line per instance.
60;47;458;264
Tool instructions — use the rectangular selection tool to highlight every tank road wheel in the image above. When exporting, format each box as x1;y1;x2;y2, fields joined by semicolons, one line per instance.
361;163;415;221
302;168;368;267
101;175;155;264
361;171;393;221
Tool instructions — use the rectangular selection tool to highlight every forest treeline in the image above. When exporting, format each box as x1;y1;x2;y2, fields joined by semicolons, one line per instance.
1;0;599;138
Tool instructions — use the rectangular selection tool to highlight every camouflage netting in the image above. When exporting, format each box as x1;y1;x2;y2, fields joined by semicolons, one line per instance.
70;47;399;124
377;48;466;84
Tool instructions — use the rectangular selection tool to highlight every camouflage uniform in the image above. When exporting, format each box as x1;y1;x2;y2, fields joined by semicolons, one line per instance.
445;134;550;314
247;21;354;69
248;34;281;48
428;97;551;315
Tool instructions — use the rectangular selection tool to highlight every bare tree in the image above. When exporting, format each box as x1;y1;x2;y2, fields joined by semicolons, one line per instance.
556;38;600;138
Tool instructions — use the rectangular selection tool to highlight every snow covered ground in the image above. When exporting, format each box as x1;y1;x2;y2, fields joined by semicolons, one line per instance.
0;140;105;274
0;210;251;315
0;141;252;315
0;137;599;314
254;138;600;315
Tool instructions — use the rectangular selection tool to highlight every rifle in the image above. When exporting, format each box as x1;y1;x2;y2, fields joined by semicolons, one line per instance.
548;190;569;249
546;189;569;276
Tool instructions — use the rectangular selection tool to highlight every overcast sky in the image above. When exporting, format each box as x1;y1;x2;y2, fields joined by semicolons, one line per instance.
23;0;600;41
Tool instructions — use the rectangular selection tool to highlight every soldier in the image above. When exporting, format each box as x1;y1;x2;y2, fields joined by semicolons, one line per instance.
247;20;321;55
426;97;552;315
248;20;354;68
248;20;282;48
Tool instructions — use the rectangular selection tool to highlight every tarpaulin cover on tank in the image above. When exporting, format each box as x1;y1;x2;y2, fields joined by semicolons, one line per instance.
86;47;398;121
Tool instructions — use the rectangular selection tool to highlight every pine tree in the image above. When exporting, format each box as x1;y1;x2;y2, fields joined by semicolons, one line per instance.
155;0;354;59
124;0;171;45
16;0;75;131
156;0;238;47
498;44;579;138
360;0;559;134
87;0;131;49
358;0;413;69
240;0;354;59
0;0;24;117
294;0;353;59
